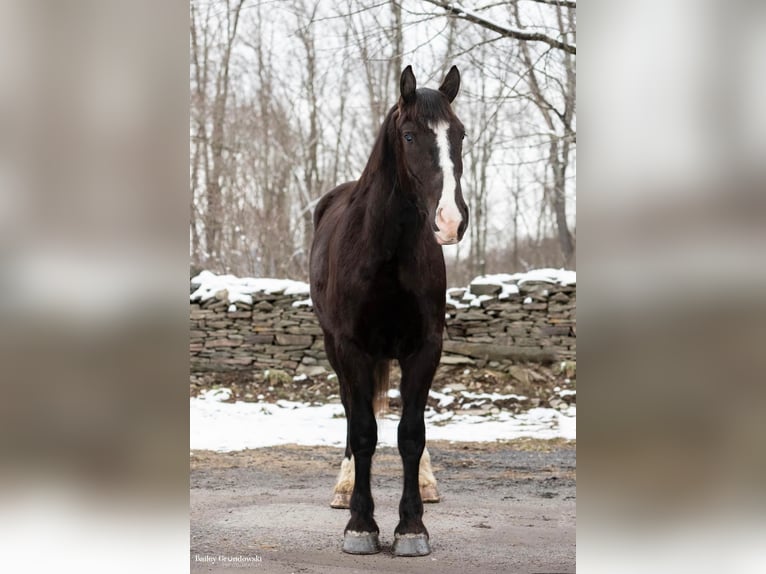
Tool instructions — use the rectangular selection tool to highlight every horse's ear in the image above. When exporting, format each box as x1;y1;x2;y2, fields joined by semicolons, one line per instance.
439;65;460;103
400;65;416;104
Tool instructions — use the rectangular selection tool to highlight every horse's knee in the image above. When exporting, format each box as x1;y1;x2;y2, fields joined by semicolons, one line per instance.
397;416;425;457
349;412;378;457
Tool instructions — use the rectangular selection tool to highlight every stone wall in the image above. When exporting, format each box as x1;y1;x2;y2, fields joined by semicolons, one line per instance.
189;271;575;377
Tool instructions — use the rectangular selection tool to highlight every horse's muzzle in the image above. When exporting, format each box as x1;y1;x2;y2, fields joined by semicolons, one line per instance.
435;232;458;245
434;205;462;245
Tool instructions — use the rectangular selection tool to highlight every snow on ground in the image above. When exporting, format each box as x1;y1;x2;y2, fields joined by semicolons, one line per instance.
190;389;575;452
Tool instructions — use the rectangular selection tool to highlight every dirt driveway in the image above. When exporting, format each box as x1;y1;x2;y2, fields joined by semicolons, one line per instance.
190;440;575;573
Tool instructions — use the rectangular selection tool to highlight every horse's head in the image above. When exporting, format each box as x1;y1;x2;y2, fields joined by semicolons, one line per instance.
395;65;469;246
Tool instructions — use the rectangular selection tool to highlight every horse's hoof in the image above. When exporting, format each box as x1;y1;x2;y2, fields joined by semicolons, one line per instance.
342;531;380;554
420;485;441;503
392;533;431;557
330;492;350;509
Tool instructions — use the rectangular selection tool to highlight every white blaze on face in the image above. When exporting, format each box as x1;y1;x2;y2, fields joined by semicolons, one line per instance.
430;120;462;244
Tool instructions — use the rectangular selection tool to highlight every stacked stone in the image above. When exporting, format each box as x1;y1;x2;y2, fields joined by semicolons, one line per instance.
445;278;576;367
189;276;576;377
189;287;331;376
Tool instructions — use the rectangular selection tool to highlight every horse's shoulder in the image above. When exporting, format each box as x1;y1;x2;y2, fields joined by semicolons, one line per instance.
314;181;357;229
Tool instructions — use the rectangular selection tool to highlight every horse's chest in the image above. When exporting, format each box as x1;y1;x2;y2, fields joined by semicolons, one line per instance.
356;286;425;357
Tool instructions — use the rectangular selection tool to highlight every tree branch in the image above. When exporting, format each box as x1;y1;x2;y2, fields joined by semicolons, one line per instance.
523;0;576;9
420;0;576;55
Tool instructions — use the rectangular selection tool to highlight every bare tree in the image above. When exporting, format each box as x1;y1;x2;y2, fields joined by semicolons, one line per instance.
190;0;214;266
420;0;576;55
511;0;576;266
463;36;501;278
189;0;576;279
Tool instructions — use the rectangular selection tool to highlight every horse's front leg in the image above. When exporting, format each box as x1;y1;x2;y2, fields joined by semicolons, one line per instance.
336;346;380;554
393;340;441;557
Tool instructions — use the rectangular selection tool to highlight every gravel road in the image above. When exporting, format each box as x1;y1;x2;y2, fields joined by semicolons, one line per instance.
191;440;575;573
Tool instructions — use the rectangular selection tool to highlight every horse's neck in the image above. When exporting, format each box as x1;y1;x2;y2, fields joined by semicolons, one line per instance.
361;175;422;263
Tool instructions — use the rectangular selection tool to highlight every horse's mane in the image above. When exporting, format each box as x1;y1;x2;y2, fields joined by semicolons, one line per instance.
356;105;399;191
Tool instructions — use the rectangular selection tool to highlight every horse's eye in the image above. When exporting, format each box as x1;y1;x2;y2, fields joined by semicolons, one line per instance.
462;132;467;140
403;133;414;142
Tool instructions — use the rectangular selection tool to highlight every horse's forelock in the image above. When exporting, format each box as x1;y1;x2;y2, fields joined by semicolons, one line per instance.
414;88;453;125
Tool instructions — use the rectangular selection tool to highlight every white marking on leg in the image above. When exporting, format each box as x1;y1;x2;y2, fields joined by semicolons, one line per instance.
419;447;440;502
430;121;462;238
419;447;437;488
334;455;355;494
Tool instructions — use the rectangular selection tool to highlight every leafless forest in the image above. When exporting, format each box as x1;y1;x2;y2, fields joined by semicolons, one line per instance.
190;0;576;286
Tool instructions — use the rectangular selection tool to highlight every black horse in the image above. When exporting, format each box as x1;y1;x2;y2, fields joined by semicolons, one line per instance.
309;65;468;556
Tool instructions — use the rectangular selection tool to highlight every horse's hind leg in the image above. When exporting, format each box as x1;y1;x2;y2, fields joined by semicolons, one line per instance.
419;447;440;503
336;344;380;554
333;439;438;509
393;341;441;557
330;421;353;509
324;334;354;510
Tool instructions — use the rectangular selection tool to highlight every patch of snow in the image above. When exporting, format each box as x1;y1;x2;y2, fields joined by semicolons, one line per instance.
429;390;455;408
292;297;313;308
460;391;528;402
292;373;308;382
469;294;494;307
439;396;455;408
199;388;232;402
426;410;455;424
469;273;515;285
467;268;575;302
190;270;310;305
498;283;520;299
190;399;575;451
227;304;237;312
558;389;576;398
275;399;303;409
523;296;533;304
515;268;576;286
427;406;576;442
462;400;487;409
445;288;469;309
